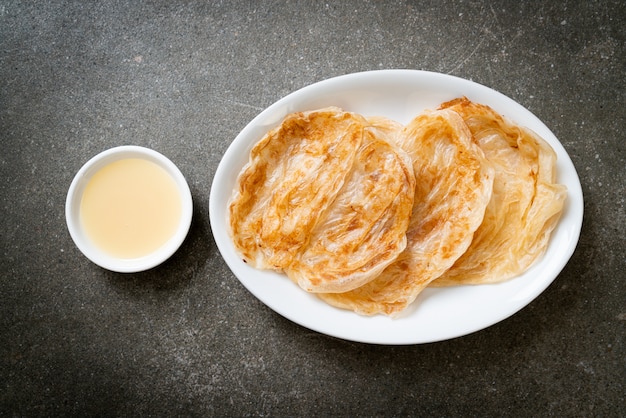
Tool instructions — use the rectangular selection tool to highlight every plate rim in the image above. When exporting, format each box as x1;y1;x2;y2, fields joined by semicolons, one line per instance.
209;69;584;345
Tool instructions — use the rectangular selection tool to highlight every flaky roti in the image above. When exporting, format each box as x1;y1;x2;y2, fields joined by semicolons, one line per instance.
228;107;364;270
432;97;567;286
319;109;495;315
287;120;415;292
228;108;415;293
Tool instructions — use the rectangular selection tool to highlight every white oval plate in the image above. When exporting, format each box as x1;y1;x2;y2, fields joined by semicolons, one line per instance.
209;70;584;345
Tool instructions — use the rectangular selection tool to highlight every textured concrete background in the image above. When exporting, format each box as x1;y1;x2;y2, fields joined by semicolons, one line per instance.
1;1;624;416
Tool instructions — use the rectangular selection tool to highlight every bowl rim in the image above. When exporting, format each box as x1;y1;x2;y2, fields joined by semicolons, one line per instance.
65;145;193;273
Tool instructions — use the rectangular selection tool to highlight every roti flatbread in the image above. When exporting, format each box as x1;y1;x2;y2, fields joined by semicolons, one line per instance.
228;107;364;271
432;97;567;286
286;120;415;292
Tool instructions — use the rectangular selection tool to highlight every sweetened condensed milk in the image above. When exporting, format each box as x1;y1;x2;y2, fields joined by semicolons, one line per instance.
80;158;182;259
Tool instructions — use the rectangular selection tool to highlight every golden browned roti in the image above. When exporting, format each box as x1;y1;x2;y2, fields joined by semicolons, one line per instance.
431;97;567;286
227;99;567;316
228;107;416;293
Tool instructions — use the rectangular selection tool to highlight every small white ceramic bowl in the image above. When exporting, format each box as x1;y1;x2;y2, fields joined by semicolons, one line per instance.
65;145;193;273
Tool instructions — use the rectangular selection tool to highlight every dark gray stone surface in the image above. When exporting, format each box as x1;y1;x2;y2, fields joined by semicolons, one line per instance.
1;1;624;416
